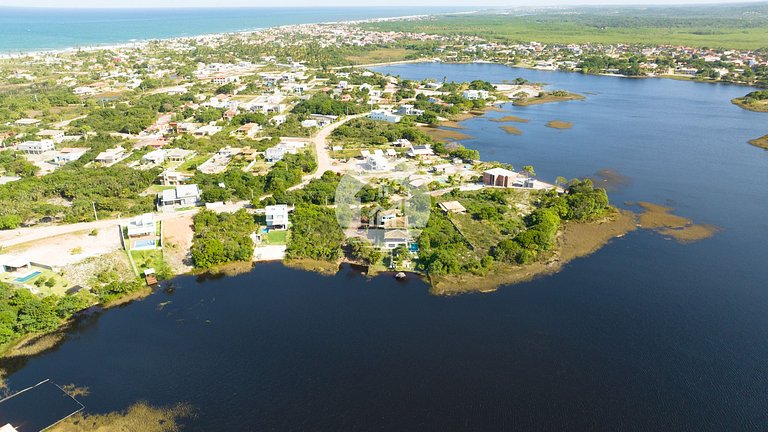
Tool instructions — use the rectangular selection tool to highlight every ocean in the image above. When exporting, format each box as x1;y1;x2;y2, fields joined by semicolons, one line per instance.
0;7;471;53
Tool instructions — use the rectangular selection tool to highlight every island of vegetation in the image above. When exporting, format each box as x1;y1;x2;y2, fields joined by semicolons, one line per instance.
732;90;768;113
748;134;768;150
513;90;585;106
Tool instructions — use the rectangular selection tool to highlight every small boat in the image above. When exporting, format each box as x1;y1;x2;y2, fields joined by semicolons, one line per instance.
395;272;406;280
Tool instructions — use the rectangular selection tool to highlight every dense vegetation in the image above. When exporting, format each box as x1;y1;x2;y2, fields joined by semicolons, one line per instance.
418;179;611;277
191;209;256;269
292;93;367;116
332;117;432;145
0;150;39;178
285;204;345;261
0;271;143;348
0;136;159;229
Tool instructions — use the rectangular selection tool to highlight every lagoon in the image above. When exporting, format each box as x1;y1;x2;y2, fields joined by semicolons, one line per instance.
4;63;768;431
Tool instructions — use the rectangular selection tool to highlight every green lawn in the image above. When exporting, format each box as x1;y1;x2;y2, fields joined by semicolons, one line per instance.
131;249;166;275
1;267;71;296
264;229;288;245
177;154;211;173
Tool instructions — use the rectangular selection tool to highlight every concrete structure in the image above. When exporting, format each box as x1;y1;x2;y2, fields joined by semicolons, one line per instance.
462;89;490;100
382;229;410;249
265;204;289;229
127;213;156;237
141;149;167;165
94;146;126;164
54;147;87;165
439;201;467;214
160;170;188;186
166;148;196;163
158;184;201;210
407;144;435;158
36;129;65;143
17;140;54;155
367;155;389;172
369;109;401;123
483;167;519;187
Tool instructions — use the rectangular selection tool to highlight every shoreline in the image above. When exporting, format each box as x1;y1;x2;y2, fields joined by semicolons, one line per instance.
429;209;638;295
0;9;478;59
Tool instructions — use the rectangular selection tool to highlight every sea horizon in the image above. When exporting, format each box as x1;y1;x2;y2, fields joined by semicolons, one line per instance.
0;6;477;54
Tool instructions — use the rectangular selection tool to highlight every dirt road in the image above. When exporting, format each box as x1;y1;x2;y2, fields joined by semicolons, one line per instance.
287;113;368;191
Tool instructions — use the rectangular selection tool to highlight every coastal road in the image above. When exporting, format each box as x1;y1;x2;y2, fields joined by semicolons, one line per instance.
287;112;368;191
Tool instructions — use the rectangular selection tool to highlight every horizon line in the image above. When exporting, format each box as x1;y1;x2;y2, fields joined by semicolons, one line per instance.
1;1;767;9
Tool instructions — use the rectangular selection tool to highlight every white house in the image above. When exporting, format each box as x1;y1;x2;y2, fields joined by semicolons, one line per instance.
95;146;126;164
265;204;289;229
127;213;156;237
462;89;489;100
36;129;65;143
367;155;389;172
54;147;87;165
369;109;401;123
141;149;167;165
301;119;318;128
407;144;435;158
166;148;195;163
17;140;54;155
158;184;201;210
193;125;222;136
265;145;287;163
271;114;287;126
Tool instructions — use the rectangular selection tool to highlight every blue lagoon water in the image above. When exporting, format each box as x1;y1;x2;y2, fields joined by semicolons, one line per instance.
0;7;469;52
3;64;768;431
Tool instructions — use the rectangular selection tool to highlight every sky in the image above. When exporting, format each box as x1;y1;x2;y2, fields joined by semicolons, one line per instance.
0;0;766;7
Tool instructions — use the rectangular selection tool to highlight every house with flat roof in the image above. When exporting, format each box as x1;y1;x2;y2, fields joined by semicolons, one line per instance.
166;148;196;163
369;109;401;123
406;144;434;158
158;184;201;210
141;149;167;165
36;129;65;143
160;170;189;186
127;213;156;237
482;167;520;188
265;204;289;229
17;140;54;155
54;147;87;165
94;146;126;164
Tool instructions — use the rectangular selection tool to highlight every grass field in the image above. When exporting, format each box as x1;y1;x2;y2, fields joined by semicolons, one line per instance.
346;47;413;65
131;249;166;275
264;229;288;245
363;6;768;49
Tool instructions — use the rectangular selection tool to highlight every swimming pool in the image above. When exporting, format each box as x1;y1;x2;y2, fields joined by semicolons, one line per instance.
133;239;156;250
14;271;41;283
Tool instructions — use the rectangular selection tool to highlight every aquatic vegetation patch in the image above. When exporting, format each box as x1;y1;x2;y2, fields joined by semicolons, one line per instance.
634;202;719;243
48;401;195;432
589;168;631;192
747;134;768;150
500;125;523;135
491;115;530;123
422;126;474;142
546;120;573;129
